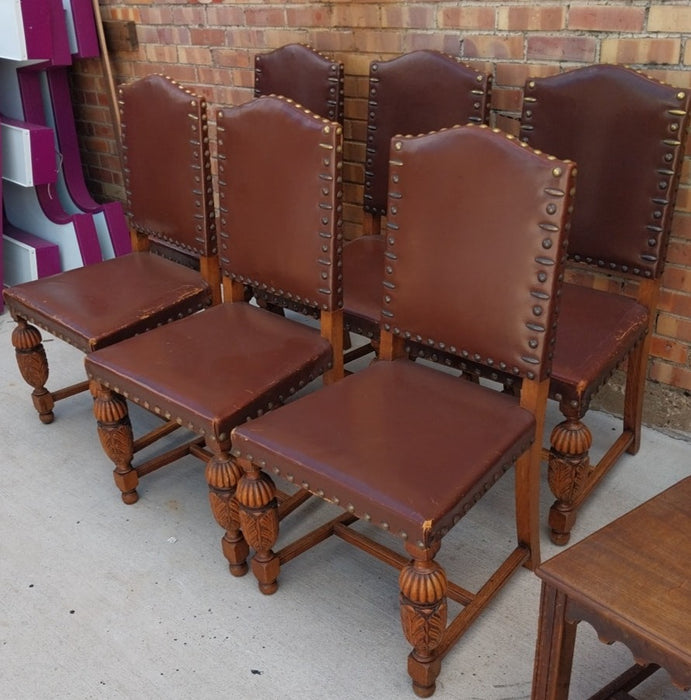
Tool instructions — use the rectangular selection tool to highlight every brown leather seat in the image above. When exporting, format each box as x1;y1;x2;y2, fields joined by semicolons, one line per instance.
2;74;219;424
85;97;344;578
343;50;492;355
229;124;575;697
255;43;344;123
519;64;691;544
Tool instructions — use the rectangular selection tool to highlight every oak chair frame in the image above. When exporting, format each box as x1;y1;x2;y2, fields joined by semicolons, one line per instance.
229;125;576;696
518;64;691;545
3;74;219;425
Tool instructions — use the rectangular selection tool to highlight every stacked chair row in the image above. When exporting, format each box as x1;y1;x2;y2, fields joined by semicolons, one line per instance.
3;45;689;697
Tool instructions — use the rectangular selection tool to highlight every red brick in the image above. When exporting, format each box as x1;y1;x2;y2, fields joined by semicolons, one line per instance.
675;186;691;215
672;213;691;240
245;8;287;27
527;36;597;62
177;46;213;66
650;336;689;364
407;33;454;53
495;63;558;88
333;4;380;28
353;30;403;55
490;86;523;113
649;6;691;33
309;29;357;53
206;6;245;26
497;6;565;32
661;265;691;293
170;7;207;25
495;114;520;137
287;6;333;28
601;38;681;65
568;6;644;32
212;49;252;70
649;360;691;391
144;44;178;64
439;7;495;31
657;313;691;343
665;239;691;267
658;288;691;316
382;6;436;30
190;28;226;47
462;35;524;61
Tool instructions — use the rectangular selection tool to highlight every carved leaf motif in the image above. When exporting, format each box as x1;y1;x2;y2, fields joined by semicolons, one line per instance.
548;453;590;503
17;348;49;388
400;601;447;655
98;425;134;465
208;491;235;530
239;510;278;551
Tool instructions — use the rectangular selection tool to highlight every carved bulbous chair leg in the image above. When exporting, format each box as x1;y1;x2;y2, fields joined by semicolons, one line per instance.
11;319;54;424
205;444;249;577
235;457;280;595
399;543;448;698
548;404;593;546
92;385;138;504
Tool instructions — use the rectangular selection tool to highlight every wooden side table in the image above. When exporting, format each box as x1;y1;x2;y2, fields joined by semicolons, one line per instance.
532;476;691;699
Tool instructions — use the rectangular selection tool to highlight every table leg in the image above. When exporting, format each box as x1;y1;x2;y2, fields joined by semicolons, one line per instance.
532;583;578;699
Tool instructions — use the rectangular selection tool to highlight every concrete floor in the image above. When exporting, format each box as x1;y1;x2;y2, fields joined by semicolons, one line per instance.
0;309;689;700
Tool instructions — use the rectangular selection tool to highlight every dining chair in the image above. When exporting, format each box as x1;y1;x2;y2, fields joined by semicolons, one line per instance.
230;124;575;696
2;74;219;424
255;43;344;124
519;63;691;544
343;50;492;361
85;96;344;577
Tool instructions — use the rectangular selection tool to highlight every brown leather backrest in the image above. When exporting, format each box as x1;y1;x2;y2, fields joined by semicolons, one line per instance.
520;64;690;280
255;43;344;124
365;50;492;216
216;96;343;312
383;125;575;382
119;74;216;258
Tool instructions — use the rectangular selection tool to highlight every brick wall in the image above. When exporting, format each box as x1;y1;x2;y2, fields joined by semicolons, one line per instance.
72;1;691;432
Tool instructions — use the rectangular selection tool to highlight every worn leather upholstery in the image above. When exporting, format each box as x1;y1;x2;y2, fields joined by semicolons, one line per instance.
255;43;344;124
2;75;217;423
5;254;212;352
343;50;492;340
550;284;648;411
236;358;536;542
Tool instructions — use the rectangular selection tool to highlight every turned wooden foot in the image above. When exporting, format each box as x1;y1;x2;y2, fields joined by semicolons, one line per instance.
11;320;54;424
235;456;280;595
399;543;447;698
205;445;249;577
92;385;138;504
548;409;592;546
